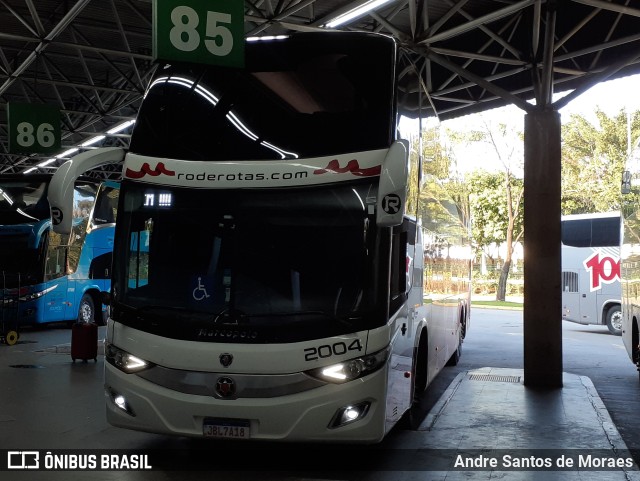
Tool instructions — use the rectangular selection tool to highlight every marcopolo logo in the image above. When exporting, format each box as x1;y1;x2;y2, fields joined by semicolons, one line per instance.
583;251;621;291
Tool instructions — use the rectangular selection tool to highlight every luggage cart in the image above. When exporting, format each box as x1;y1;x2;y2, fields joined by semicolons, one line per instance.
1;272;20;346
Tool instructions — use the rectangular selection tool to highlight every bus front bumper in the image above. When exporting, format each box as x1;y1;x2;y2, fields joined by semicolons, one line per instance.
104;363;389;443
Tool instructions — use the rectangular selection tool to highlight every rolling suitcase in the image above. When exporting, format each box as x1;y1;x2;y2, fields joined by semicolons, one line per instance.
71;322;98;362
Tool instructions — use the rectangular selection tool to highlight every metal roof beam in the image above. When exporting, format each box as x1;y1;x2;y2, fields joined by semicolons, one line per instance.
421;48;535;112
0;74;138;95
571;0;640;17
440;0;523;60
418;0;535;44
70;29;106;113
109;0;143;88
538;2;556;106
246;0;317;36
424;0;470;38
0;33;152;61
436;13;521;91
24;0;45;37
0;0;96;96
429;47;527;66
0;0;39;37
553;49;640;110
373;0;408;34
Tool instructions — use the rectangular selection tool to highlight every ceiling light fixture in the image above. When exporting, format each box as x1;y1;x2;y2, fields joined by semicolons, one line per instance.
107;120;136;135
324;0;395;28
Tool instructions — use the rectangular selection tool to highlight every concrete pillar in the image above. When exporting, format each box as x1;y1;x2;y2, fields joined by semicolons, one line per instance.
523;110;563;388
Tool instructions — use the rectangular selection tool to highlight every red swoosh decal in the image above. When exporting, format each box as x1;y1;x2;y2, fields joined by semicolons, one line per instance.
126;162;176;179
313;159;381;177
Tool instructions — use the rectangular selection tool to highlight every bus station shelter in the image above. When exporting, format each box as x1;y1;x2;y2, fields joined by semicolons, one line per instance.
1;1;640;388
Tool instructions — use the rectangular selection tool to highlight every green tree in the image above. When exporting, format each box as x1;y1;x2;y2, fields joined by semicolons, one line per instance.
407;124;465;217
469;170;524;300
561;108;640;214
453;119;525;301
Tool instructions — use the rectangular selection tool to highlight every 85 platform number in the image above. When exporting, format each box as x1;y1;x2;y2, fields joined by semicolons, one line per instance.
153;0;244;67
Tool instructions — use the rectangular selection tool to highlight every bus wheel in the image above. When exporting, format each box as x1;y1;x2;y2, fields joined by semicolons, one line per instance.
414;333;429;401
78;294;95;324
446;328;462;366
99;304;110;327
605;305;622;336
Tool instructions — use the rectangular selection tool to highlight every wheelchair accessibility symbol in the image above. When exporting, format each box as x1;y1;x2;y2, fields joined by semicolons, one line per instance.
193;277;210;301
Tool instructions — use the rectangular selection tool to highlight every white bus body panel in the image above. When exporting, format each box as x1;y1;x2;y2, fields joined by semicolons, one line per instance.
561;212;621;330
621;222;640;365
561;246;621;326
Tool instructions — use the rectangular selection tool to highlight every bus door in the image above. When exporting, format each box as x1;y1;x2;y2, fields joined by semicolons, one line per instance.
385;219;417;427
42;232;71;323
561;269;582;323
88;181;119;292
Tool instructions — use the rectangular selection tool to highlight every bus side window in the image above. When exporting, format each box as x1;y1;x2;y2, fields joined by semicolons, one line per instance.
89;252;112;280
44;231;67;281
93;185;119;225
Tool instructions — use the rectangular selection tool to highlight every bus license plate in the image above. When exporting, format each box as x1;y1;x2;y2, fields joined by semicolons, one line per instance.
203;419;250;439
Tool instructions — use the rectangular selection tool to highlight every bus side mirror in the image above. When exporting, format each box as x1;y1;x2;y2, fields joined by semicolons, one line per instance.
622;170;631;195
48;147;125;235
377;140;409;227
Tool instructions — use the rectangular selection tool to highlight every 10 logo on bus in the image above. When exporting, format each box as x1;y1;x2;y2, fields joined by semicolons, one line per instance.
583;252;620;291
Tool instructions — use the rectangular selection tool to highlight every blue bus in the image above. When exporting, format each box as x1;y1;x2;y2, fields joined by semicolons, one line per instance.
0;174;119;342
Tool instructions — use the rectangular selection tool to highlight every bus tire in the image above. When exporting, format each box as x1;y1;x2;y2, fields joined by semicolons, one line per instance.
100;304;110;326
78;294;95;325
413;332;429;401
605;305;622;336
398;335;427;431
446;327;462;366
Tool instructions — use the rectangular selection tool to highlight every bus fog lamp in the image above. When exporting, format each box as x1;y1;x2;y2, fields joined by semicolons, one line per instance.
108;389;135;416
329;401;371;428
345;407;360;421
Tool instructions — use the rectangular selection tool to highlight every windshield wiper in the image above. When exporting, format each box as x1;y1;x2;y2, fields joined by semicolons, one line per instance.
213;308;248;325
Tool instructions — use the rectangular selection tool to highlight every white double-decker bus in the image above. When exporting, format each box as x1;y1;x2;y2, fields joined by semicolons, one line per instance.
561;212;622;335
50;32;471;442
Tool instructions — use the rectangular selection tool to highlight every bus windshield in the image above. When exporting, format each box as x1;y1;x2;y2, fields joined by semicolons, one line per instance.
129;33;395;161
113;181;379;342
0;178;49;224
0;178;50;286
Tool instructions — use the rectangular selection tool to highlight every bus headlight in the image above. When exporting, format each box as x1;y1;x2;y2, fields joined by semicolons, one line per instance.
305;349;388;383
20;286;56;302
105;343;153;373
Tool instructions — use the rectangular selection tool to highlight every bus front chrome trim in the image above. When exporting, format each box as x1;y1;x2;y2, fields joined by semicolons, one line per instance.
136;365;327;399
